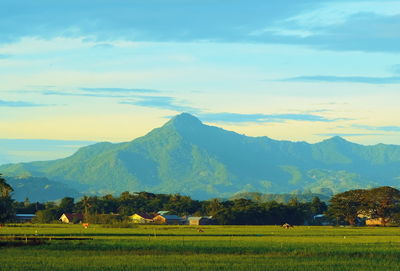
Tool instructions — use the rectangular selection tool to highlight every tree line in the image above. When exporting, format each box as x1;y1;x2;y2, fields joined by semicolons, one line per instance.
11;192;328;225
2;173;400;226
328;186;400;226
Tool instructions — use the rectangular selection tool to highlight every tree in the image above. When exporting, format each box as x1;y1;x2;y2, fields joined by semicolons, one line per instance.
59;197;75;213
310;196;328;215
204;198;223;217
262;201;286;225
364;186;400;226
0;197;15;223
164;195;200;215
328;189;368;225
81;196;92;216
284;198;309;225
213;207;236;225
33;209;59;223
0;173;13;197
328;186;400;226
0;174;15;223
98;194;118;214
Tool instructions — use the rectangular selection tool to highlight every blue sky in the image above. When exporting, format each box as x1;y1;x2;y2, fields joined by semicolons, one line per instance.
1;0;400;163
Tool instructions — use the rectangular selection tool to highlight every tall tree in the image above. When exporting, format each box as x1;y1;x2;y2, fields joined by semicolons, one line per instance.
328;189;368;225
365;186;400;226
59;197;75;213
33;209;59;223
0;173;13;197
310;196;328;215
81;196;92;216
0;174;15;223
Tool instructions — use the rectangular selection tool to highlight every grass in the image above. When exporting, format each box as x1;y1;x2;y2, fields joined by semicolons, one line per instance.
1;225;400;270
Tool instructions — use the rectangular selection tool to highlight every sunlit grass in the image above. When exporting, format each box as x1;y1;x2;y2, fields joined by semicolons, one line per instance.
1;225;400;270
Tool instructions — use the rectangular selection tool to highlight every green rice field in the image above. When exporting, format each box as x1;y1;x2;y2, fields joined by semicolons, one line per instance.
1;225;399;270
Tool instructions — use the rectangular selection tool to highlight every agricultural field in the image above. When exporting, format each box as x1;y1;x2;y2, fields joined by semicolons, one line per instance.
1;225;400;271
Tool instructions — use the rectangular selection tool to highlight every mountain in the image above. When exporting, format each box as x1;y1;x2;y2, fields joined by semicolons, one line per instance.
5;176;79;202
1;113;400;200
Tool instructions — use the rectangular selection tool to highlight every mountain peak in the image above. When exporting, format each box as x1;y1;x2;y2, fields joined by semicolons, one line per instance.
324;136;349;144
169;113;203;126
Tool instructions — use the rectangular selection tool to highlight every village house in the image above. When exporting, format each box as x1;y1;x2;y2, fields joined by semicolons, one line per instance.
365;218;383;226
357;213;393;226
187;216;214;225
59;213;84;224
129;213;154;223
157;211;170;216
153;214;183;225
365;217;394;226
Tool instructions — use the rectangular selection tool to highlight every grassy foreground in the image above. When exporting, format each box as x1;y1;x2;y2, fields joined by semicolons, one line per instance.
1;225;400;271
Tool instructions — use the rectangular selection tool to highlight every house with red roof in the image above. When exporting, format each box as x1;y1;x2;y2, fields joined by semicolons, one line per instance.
153;214;183;225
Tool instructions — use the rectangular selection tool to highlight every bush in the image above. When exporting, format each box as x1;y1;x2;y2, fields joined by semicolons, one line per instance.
33;209;59;223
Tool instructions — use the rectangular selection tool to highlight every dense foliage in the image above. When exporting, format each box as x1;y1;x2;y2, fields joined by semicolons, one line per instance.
0;174;15;223
12;191;327;225
2;167;399;226
328;186;400;225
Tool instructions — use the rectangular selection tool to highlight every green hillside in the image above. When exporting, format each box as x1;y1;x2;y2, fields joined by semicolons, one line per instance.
1;113;400;200
5;176;79;202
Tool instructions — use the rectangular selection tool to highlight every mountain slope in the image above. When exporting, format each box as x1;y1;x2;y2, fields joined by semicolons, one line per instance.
5;176;79;202
1;113;400;199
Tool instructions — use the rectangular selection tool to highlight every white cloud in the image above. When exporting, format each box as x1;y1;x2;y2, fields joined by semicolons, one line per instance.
249;28;315;38
0;36;140;55
286;1;400;27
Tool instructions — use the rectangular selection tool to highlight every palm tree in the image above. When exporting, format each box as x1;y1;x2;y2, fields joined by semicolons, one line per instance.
81;196;91;216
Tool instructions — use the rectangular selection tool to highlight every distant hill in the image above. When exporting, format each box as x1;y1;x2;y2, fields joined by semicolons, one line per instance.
1;113;400;200
5;176;79;202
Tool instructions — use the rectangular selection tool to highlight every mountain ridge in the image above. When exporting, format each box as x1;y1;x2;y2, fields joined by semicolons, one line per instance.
1;113;400;200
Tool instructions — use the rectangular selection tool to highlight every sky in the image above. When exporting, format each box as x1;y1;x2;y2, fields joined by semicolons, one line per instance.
1;0;400;164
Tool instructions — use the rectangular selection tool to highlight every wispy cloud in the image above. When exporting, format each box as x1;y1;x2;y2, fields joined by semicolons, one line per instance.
91;43;115;49
80;88;159;93
120;96;199;113
121;95;337;124
41;88;161;98
317;133;384;137
1;1;400;53
280;75;400;84
353;125;400;132
0;1;318;44
198;112;336;123
301;109;333;114
275;11;400;53
0;100;48;107
43;90;127;98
